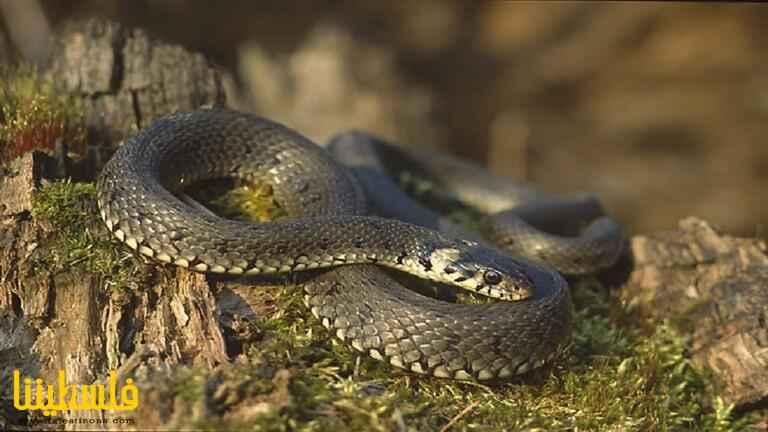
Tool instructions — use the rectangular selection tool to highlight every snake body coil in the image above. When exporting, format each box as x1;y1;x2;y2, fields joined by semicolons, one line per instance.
96;108;618;380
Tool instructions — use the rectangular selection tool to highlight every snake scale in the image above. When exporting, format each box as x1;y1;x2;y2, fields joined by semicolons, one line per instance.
96;108;624;381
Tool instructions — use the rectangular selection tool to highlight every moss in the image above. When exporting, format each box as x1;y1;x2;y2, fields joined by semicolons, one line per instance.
186;178;289;222
0;64;87;164
171;368;210;405
225;279;749;431
29;179;95;227
30;179;138;289
184;289;745;431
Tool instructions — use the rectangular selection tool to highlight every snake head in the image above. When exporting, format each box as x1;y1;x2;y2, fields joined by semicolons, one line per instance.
424;244;536;301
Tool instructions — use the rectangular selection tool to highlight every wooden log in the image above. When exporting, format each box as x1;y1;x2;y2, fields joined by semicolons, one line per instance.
0;17;230;430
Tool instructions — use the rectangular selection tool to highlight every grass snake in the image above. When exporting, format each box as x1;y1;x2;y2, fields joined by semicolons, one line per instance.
96;108;624;381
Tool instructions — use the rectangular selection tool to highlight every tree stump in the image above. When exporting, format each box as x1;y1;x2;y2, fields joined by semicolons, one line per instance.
0;17;235;431
44;17;225;173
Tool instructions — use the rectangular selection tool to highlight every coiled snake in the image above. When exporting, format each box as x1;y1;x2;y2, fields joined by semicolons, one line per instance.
96;108;624;381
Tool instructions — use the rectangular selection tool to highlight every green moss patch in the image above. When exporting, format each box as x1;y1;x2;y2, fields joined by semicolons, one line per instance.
30;179;138;289
185;178;289;222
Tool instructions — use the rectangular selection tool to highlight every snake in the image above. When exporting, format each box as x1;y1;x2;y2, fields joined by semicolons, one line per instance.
96;107;624;381
325;131;624;275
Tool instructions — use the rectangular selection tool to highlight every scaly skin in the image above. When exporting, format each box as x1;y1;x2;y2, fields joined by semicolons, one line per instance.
97;107;576;380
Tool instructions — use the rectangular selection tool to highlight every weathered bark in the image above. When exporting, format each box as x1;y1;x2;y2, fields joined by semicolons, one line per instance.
0;17;240;431
0;157;289;429
0;146;289;430
0;152;56;217
624;217;768;409
44;17;225;174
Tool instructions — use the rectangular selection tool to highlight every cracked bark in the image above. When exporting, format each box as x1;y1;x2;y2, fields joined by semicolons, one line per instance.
43;17;226;173
0;17;273;431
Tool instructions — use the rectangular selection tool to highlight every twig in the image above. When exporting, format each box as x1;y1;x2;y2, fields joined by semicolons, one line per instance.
439;400;480;432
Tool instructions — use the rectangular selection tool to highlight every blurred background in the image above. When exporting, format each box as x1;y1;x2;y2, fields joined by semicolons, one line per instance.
2;1;767;238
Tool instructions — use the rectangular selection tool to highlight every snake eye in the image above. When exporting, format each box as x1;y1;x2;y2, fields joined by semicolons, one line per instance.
483;269;503;285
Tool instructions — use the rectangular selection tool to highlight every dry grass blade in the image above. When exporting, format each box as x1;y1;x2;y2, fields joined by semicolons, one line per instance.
439;400;481;432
